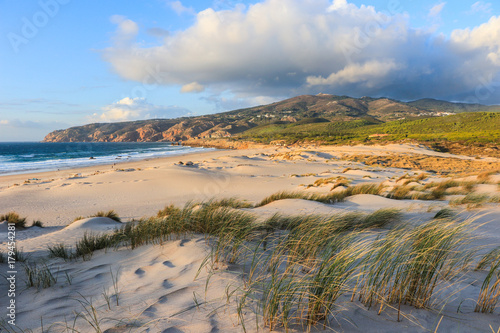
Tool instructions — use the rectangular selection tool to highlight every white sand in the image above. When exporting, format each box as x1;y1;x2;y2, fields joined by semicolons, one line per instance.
0;144;500;332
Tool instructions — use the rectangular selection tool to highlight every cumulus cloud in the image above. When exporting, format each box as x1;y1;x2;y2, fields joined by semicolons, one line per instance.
93;97;192;122
102;0;500;104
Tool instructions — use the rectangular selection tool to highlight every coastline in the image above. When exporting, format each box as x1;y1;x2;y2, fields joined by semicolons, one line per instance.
1;142;499;227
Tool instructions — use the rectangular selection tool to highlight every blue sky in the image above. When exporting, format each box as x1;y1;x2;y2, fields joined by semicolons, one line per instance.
0;0;499;141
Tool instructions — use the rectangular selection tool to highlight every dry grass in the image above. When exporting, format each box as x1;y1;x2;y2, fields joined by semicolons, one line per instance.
33;195;500;331
343;153;500;175
450;194;500;209
476;249;500;313
91;210;121;222
257;183;385;207
0;212;27;228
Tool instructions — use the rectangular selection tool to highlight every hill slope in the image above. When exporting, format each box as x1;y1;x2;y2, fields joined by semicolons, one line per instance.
43;94;499;143
238;112;500;144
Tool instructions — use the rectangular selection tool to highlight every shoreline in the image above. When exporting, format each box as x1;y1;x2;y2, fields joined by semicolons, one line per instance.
1;142;499;227
0;147;232;187
0;142;216;177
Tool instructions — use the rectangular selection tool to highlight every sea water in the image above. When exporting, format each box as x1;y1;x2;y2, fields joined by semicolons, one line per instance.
0;142;211;175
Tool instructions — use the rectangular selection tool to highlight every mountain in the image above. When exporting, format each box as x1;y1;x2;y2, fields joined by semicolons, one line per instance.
43;94;499;143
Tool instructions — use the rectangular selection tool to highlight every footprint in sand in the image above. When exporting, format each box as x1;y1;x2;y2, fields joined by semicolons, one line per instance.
163;260;175;268
162;279;173;289
179;239;190;247
143;304;157;317
135;268;146;275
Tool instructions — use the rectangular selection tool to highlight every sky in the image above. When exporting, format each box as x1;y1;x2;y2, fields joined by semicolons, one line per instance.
0;0;499;141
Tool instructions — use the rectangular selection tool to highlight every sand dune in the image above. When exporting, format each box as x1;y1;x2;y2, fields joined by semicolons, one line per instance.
1;144;500;332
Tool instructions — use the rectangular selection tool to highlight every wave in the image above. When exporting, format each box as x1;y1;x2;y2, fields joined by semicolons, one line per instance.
0;145;213;176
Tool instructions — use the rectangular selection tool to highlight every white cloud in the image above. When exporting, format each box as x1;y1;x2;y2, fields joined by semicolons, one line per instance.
428;2;446;18
328;0;348;11
470;1;492;14
102;0;500;104
109;15;139;47
94;97;192;122
168;1;195;15
307;60;403;88
181;82;205;93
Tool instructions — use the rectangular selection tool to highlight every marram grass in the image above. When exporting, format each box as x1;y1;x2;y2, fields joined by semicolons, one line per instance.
32;197;500;332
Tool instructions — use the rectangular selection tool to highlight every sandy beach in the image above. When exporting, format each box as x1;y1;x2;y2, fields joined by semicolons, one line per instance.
1;143;500;332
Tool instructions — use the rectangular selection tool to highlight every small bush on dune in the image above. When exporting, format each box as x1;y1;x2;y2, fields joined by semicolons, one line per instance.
450;193;495;208
257;191;309;207
48;243;72;260
157;204;181;217
91;210;121;222
75;232;118;260
31;220;43;227
388;185;411;199
0;212;27;228
434;208;455;219
257;184;385;207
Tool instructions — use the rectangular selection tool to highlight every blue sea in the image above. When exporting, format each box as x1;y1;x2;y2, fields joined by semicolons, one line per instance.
0;142;212;175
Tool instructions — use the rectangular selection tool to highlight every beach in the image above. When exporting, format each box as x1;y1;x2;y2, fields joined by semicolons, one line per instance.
1;143;500;332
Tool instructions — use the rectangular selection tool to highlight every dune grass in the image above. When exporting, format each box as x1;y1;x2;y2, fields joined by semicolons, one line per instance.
48;243;72;260
24;262;57;289
31;220;43;227
29;196;499;331
257;183;385;207
357;217;474;310
0;212;27;228
74;232;118;260
475;247;500;313
450;194;500;208
91;210;121;222
228;211;474;330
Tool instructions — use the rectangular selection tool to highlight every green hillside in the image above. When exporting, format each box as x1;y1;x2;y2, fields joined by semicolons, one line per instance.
237;112;500;143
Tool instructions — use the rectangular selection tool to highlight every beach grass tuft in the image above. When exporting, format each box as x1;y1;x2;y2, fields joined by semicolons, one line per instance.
257;184;385;207
24;262;57;289
0;212;27;228
48;243;73;260
91;210;121;222
31;220;43;227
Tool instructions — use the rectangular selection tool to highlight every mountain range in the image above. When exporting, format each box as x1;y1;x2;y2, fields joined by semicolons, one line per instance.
43;94;500;143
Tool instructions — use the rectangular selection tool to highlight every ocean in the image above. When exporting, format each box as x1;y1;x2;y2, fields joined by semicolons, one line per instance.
0;142;212;175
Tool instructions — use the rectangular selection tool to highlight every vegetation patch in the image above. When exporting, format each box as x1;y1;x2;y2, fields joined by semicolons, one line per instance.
0;212;27;228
